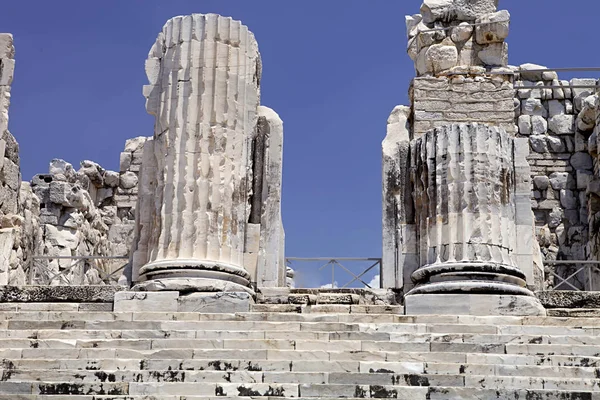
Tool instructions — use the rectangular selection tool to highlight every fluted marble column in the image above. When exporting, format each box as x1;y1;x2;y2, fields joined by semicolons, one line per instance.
132;14;262;293
406;124;535;297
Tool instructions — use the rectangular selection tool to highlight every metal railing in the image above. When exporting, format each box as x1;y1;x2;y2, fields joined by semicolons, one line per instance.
285;258;382;289
543;260;600;291
28;256;128;286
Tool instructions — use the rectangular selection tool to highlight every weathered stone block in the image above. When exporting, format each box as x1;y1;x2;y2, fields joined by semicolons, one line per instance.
406;294;546;316
0;157;19;190
0;34;14;59
475;10;510;44
522;98;547;117
421;0;498;24
44;224;78;250
114;291;179;312
570;152;593;170
119;152;132;172
548;114;574;134
0;59;15;86
178;292;253;313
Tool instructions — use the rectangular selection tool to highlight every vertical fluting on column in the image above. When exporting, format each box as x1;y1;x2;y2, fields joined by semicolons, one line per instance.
408;123;534;296
133;14;261;293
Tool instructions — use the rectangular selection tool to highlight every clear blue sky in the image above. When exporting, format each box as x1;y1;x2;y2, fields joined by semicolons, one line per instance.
1;1;599;287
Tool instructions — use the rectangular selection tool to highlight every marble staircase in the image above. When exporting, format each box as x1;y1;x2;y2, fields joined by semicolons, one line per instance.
0;305;597;399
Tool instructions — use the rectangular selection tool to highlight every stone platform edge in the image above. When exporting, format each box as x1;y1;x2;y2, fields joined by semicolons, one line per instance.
0;286;125;303
0;287;599;314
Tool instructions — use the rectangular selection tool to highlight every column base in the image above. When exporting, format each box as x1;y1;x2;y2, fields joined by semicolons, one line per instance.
404;293;546;316
133;277;255;296
134;259;255;296
407;280;534;297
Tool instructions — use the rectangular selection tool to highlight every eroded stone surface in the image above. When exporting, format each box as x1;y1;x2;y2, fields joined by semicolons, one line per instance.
536;291;600;308
408;1;508;75
0;285;122;302
421;0;499;24
130;14;284;293
405;125;541;299
406;293;546;316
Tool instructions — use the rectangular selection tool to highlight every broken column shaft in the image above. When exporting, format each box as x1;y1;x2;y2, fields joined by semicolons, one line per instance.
129;14;281;295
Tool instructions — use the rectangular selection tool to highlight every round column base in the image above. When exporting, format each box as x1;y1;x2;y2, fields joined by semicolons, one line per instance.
407;280;535;297
134;259;255;296
409;262;531;297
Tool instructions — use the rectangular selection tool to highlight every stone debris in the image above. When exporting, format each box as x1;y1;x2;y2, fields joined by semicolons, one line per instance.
409;0;509;76
29;150;140;285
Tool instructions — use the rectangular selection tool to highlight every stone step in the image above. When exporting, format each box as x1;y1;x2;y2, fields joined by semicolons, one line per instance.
7;343;600;361
1;311;600;328
251;304;405;315
3;330;600;348
427;388;600;400
4;319;600;338
3;364;598;384
0;391;597;400
2;329;600;347
0;303;114;312
0;381;129;395
5;353;600;372
466;353;600;367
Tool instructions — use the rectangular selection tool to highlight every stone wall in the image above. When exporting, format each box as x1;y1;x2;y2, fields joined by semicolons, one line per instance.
514;64;598;289
0;33;42;285
29;137;145;285
412;73;515;137
587;94;600;286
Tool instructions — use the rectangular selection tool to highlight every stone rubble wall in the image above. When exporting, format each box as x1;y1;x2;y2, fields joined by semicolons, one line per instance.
513;64;598;289
0;32;150;285
407;0;509;76
28;137;147;285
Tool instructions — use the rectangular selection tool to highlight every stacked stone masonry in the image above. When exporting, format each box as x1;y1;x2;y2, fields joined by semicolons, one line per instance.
411;74;516;137
514;64;599;290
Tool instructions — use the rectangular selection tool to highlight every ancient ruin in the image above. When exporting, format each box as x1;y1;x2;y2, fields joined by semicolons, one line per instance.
126;14;285;302
0;0;596;397
382;0;546;315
